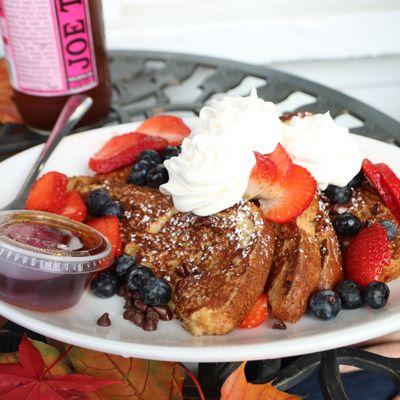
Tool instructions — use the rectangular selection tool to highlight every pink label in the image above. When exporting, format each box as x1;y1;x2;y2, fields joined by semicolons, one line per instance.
0;0;98;96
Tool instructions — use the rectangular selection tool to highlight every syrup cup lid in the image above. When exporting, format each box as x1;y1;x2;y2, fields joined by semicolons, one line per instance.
0;210;113;274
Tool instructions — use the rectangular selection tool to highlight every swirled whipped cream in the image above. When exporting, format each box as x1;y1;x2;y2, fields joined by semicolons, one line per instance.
282;112;362;190
160;132;255;216
161;89;284;216
195;88;283;154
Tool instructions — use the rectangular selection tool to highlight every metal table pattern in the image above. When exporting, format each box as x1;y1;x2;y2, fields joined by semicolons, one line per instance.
1;50;400;399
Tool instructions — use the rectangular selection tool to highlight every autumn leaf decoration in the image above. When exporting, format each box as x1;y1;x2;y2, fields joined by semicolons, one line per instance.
221;362;301;400
0;336;119;400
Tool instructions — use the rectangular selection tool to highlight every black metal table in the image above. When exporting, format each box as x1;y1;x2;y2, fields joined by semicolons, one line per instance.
1;50;400;399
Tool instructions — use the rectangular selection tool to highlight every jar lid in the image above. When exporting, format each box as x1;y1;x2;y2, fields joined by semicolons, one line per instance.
0;210;113;274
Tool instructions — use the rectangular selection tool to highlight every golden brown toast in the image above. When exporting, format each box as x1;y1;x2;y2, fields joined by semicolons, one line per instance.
71;171;275;336
326;180;400;282
267;198;343;323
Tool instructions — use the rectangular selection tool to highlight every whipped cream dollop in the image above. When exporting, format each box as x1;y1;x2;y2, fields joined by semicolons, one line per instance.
161;89;284;216
282;112;362;190
160;133;255;216
196;88;283;154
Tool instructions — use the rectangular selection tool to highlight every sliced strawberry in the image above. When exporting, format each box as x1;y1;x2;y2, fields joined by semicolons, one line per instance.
246;152;317;223
61;191;87;222
245;152;278;199
267;144;293;178
362;159;400;223
25;171;68;214
239;294;268;329
137;115;190;146
87;216;123;257
259;164;317;223
345;223;391;286
89;132;168;173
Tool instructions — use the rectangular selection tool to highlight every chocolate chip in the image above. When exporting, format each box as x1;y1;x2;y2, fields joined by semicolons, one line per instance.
142;319;157;331
146;309;159;323
124;298;133;309
284;280;292;290
174;265;188;277
272;321;287;330
132;291;141;300
97;313;111;327
131;311;145;327
371;203;381;215
117;285;126;297
123;309;135;320
133;299;147;312
152;305;173;321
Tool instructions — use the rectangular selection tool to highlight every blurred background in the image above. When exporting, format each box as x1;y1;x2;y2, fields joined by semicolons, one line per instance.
2;0;399;120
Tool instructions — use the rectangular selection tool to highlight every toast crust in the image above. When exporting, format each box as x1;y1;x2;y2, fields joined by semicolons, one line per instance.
267;198;343;323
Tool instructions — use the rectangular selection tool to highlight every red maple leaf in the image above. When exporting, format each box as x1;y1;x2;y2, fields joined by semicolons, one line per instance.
0;336;119;400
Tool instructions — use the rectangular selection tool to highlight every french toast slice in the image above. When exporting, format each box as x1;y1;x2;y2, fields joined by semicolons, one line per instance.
326;180;400;282
71;171;275;336
267;198;343;323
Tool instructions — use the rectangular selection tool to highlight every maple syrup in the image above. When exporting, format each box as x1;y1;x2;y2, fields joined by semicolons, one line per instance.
0;210;113;311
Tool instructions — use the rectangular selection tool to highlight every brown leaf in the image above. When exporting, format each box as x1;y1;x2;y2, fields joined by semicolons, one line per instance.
0;59;22;124
67;346;185;400
221;362;300;400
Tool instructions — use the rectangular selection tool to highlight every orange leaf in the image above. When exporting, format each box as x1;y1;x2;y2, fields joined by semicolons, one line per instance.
0;59;22;124
221;362;300;400
67;346;185;400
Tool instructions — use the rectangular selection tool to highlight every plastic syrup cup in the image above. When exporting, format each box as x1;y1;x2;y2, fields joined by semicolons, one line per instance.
0;210;113;311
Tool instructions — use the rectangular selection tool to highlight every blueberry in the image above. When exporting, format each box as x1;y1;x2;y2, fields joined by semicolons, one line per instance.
127;266;154;291
333;213;362;236
363;281;390;309
86;189;111;215
127;160;153;186
324;185;353;204
102;201;125;219
335;280;363;309
139;276;172;306
162;146;180;161
309;290;342;320
114;254;136;278
380;220;398;241
90;272;119;298
146;165;169;188
348;171;364;188
137;149;161;165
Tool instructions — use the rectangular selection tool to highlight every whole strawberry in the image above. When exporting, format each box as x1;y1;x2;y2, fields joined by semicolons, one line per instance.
345;223;391;286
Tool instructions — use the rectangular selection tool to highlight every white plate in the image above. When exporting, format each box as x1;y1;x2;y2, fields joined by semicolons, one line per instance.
0;121;400;362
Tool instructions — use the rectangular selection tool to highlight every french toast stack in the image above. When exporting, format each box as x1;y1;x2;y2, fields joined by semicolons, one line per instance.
68;146;400;335
70;171;275;336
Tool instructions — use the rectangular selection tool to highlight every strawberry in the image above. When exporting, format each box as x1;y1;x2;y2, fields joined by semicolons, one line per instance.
267;144;293;177
25;171;68;214
137;115;190;146
362;159;400;223
89;132;168;173
61;191;87;222
87;216;123;257
245;152;278;199
239;294;268;329
246;152;317;223
345;223;391;286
